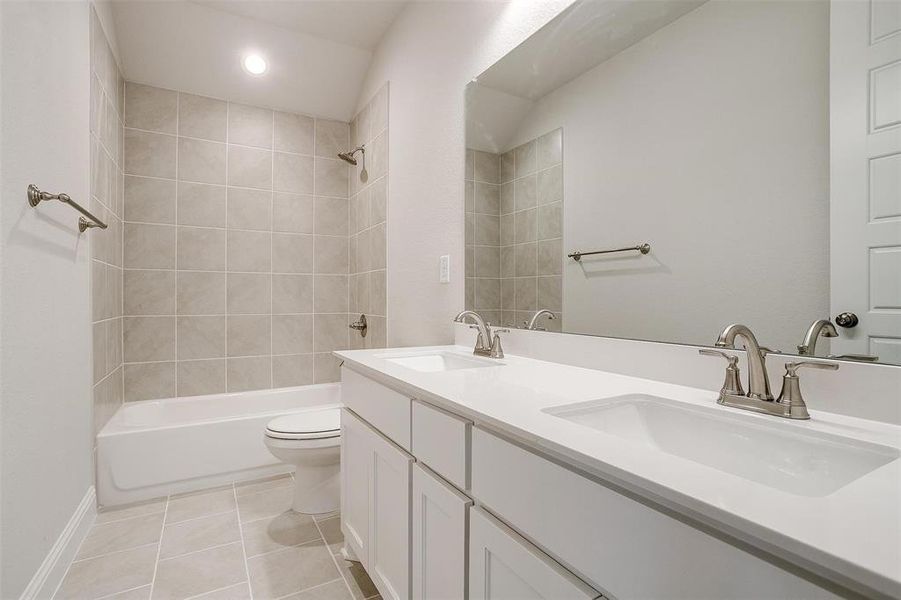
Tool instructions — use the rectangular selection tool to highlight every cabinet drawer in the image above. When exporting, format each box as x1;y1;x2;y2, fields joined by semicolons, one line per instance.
412;400;470;490
469;506;600;600
341;367;411;450
471;427;841;599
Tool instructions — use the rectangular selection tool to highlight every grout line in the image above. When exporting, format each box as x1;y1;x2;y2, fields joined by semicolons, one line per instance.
93;583;151;600
70;541;160;565
156;539;244;564
174;92;180;397
183;582;248;600
269;577;346;600
312;516;358;599
147;494;170;598
232;483;255;600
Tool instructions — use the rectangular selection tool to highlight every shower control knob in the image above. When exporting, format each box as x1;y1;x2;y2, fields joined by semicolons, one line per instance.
835;312;859;328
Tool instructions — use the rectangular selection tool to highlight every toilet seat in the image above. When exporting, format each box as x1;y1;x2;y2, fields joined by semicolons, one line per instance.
265;408;341;441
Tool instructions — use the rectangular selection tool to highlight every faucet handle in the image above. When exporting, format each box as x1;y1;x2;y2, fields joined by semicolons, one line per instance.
489;329;508;358
783;361;839;376
699;349;744;398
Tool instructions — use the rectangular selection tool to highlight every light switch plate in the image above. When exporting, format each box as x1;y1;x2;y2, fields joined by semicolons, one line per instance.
439;255;450;283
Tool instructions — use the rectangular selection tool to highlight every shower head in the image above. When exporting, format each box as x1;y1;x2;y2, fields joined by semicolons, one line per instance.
337;145;365;165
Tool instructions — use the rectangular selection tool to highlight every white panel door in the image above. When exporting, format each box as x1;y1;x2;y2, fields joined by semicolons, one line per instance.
831;0;901;363
368;420;414;600
469;507;601;600
341;409;371;565
412;463;472;600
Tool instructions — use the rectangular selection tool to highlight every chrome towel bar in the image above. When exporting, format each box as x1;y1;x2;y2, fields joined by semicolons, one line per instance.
27;184;108;233
568;243;650;261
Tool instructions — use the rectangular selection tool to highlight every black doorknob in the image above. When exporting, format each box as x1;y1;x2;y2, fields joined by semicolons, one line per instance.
835;312;859;328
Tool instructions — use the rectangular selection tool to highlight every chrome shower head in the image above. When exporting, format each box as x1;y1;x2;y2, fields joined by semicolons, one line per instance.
337;145;365;165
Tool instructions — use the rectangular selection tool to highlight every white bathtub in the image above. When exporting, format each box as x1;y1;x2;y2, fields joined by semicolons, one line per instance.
96;384;341;507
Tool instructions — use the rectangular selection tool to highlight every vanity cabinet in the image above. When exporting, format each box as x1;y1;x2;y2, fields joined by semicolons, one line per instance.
469;506;602;600
341;408;413;600
411;463;472;600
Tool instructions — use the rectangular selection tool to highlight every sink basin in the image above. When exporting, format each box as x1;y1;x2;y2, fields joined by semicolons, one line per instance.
380;351;500;373
544;394;899;497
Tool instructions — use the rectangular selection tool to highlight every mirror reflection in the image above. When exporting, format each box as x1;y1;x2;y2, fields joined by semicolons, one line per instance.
465;0;901;365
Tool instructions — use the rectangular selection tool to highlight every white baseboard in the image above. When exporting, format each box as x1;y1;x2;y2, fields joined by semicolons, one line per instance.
19;486;97;600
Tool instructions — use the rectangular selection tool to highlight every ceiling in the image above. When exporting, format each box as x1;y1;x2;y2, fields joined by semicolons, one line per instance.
194;0;409;50
111;0;407;121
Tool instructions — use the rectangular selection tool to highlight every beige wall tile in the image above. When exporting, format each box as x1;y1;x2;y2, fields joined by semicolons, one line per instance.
500;213;514;246
474;246;500;278
314;119;349;158
369;132;388;180
501;151;515;183
514;141;537;178
125;129;176;178
177;226;226;271
227;356;271;391
370;270;386;317
500;246;514;278
274;112;313;154
273;193;313;233
272;274;313;313
514;277;537;311
272;233;313;273
514;175;537;211
227;315;270;356
227;188;271;231
93;322;107;384
313;352;341;383
314;314;348;352
177;182;226;228
475;182;500;215
351;105;370;149
124;175;176;224
124;82;177;133
314;158;348;197
538;128;563;169
124;316;176;362
537;201;562;240
124;269;176;315
370;177;387;224
474;214;498;246
178;316;226;359
314;235;348;274
370;223;387;270
179;137;226;185
228;145;272;189
538;275;562;311
124;223;176;269
227;273;271;314
124;361;176;401
538;239;562;276
272;354;314;388
177;359;226;397
177;272;226;315
179;93;227;142
227;230;271;272
313;275;348;313
274;153;313;194
514;208;537;243
514;242;537;276
473;150;499;184
228;103;273;149
537;164;562;205
314;196;348;236
272;314;314;354
353;230;370;272
475;278;500;309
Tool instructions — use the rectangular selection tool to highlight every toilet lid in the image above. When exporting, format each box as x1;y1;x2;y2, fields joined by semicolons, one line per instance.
266;408;341;440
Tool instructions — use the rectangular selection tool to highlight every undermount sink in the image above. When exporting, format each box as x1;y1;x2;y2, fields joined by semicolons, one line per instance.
380;351;501;373
544;394;899;497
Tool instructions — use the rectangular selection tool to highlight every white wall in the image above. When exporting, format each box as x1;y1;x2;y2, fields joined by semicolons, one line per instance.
504;0;830;352
0;2;94;597
356;0;575;346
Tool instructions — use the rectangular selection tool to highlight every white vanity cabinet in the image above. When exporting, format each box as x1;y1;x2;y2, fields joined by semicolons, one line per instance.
411;463;472;600
341;408;413;600
469;506;602;600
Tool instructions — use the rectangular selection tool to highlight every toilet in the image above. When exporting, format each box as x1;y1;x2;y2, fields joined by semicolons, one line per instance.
264;407;341;514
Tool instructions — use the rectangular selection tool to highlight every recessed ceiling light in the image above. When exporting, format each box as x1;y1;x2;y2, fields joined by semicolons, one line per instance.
242;53;267;76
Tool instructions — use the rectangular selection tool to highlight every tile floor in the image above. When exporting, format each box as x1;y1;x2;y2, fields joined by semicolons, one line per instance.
54;474;380;600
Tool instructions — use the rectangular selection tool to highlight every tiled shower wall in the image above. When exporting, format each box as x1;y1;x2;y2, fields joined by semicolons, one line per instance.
91;7;125;433
120;83;354;400
465;128;563;331
348;83;389;349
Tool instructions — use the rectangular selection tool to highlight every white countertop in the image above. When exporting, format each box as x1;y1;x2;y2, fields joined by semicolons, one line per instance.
335;345;901;598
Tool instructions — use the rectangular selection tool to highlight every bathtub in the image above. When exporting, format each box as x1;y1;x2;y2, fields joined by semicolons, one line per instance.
96;384;341;507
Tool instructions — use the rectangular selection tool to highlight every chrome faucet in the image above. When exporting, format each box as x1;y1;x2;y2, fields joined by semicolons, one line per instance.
453;310;507;358
703;323;839;419
525;309;557;331
714;324;773;400
797;319;838;356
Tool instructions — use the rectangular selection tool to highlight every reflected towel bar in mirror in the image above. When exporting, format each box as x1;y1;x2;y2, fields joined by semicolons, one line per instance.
568;243;650;262
27;184;108;233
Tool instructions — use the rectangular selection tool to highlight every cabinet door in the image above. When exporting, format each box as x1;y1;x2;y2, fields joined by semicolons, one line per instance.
412;464;472;600
469;507;600;600
341;409;371;565
369;421;414;600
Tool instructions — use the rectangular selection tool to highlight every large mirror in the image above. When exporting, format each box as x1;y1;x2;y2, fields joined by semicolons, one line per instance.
465;0;901;365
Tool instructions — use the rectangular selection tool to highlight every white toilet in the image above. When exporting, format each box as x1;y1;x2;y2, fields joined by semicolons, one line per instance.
264;407;341;514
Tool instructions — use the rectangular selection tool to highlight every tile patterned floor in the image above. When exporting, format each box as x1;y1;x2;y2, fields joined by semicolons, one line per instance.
54;474;380;600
